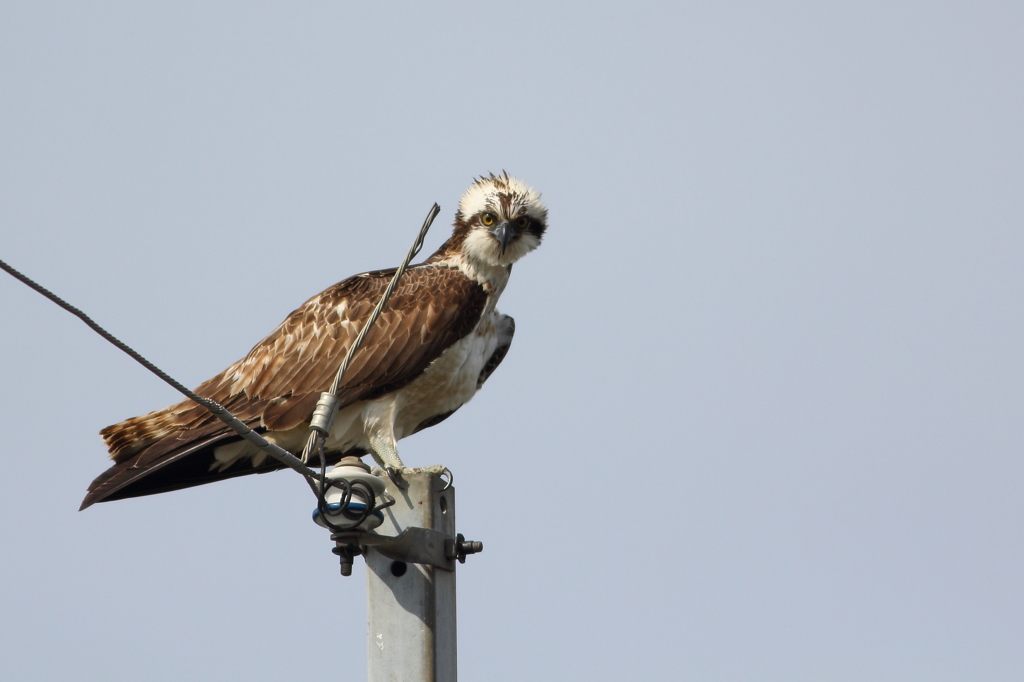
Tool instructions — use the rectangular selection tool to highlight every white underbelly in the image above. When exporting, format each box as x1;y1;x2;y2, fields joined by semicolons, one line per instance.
324;316;500;451
213;310;504;471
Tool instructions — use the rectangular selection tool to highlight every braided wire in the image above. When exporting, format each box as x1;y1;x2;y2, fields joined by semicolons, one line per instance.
0;257;320;485
300;203;440;464
1;202;440;499
330;204;438;397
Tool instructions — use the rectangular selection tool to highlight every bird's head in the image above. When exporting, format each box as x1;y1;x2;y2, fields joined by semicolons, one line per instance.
456;172;547;267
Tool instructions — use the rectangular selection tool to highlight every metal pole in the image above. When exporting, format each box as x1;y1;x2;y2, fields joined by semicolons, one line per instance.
366;471;458;682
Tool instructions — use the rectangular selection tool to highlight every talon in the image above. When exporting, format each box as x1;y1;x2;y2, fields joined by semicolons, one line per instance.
386;467;407;489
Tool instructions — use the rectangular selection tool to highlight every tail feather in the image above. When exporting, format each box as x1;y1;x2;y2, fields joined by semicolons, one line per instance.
80;425;278;510
98;388;274;462
100;406;182;462
87;389;298;509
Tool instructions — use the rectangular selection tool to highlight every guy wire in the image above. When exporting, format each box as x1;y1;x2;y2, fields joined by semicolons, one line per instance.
0;202;441;499
300;203;440;466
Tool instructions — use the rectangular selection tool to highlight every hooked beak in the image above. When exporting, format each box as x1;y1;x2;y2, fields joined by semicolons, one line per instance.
491;221;518;254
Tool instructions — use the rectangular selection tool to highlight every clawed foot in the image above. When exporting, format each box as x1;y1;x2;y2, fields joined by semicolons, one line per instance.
385;466;408;489
419;465;453;489
369;464;450;491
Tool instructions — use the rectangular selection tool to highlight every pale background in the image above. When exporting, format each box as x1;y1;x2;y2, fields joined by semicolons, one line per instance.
1;2;1022;680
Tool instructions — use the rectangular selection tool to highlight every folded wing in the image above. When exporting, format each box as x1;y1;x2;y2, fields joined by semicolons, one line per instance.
81;264;488;509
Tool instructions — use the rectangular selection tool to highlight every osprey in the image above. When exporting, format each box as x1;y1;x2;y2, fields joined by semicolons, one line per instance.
81;173;547;510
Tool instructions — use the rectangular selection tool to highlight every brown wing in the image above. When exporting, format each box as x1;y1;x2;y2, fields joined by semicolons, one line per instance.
81;264;488;509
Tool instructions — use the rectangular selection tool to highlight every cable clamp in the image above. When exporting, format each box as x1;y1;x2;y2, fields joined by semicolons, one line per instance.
309;392;340;435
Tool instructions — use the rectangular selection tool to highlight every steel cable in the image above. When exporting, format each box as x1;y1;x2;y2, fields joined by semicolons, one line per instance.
1;203;440;504
300;203;440;466
0;257;322;487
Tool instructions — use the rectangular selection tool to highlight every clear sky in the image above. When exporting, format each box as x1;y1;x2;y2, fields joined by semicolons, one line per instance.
1;2;1022;680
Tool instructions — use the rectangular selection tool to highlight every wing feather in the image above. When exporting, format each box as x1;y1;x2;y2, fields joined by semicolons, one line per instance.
85;264;488;508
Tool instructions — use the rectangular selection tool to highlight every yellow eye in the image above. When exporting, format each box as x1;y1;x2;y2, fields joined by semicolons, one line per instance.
514;216;529;229
481;213;495;226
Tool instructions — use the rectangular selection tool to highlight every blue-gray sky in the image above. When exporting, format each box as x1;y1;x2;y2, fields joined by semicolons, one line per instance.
2;2;1022;680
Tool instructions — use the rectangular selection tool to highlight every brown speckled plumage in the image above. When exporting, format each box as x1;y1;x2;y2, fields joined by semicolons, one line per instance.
82;174;546;510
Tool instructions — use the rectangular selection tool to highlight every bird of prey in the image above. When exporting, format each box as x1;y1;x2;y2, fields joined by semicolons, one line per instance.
81;173;547;510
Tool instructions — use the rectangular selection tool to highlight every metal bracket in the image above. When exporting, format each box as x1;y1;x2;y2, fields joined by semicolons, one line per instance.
333;527;483;572
366;527;455;571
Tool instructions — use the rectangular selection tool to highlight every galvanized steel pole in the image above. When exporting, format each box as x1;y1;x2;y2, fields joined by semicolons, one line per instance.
366;470;458;681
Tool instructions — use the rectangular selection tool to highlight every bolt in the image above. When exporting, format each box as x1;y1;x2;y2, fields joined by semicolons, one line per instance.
332;542;360;577
450;533;484;563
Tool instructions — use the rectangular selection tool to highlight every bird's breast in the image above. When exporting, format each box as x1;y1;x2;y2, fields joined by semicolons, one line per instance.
389;312;501;439
321;307;502;455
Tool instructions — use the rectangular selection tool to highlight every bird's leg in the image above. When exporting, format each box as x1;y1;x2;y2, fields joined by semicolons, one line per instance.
368;432;407;488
